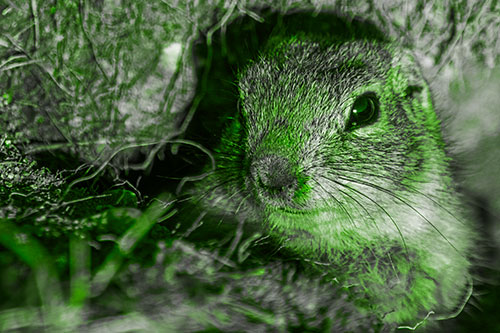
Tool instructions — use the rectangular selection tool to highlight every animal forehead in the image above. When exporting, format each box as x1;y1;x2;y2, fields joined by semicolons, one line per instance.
240;39;391;86
276;39;390;69
238;40;390;125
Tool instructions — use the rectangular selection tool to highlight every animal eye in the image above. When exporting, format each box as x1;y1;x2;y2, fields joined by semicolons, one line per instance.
346;93;379;130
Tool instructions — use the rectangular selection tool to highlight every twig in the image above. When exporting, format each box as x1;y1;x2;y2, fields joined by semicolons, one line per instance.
4;35;74;98
0;55;28;69
0;59;41;71
397;310;435;330
206;0;237;47
182;211;206;238
217;216;245;270
173;139;215;194
432;3;477;76
59;141;162;201
30;0;40;50
59;194;113;207
78;0;110;83
161;22;198;115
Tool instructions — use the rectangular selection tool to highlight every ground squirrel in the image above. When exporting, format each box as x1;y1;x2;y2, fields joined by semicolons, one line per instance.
188;11;477;328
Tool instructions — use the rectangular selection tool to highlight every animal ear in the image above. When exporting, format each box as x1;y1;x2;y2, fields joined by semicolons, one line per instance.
404;84;423;99
390;47;438;127
391;47;427;99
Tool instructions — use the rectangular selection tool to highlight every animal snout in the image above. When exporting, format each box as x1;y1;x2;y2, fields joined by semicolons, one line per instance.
250;154;298;200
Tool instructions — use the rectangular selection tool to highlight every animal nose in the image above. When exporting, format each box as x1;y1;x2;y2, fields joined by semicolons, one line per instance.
251;155;297;198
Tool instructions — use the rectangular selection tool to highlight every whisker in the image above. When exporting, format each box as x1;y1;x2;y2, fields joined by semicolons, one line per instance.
335;184;382;236
327;166;467;226
311;178;357;230
302;159;404;176
190;175;242;206
320;174;409;256
335;174;464;257
234;192;252;215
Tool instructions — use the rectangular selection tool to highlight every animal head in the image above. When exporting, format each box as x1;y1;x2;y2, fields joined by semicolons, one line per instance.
236;38;445;220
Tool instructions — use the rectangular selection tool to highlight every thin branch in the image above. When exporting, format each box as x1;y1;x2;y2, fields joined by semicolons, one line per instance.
0;55;29;69
0;59;42;71
78;0;110;83
161;23;198;115
30;0;40;50
5;34;75;98
59;194;113;207
206;0;237;47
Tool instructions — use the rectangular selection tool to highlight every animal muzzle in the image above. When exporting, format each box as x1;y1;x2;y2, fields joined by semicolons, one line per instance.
250;154;298;204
